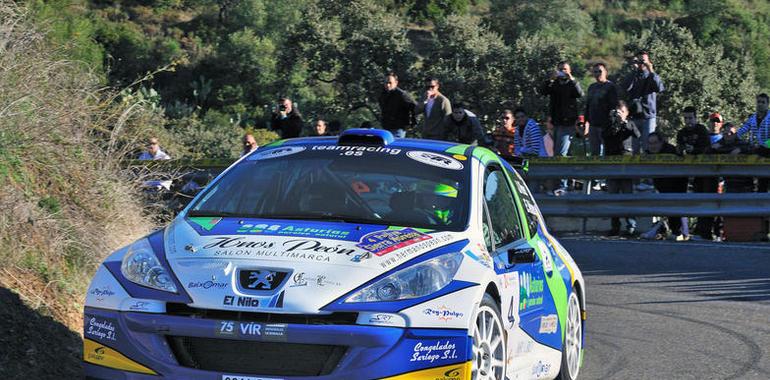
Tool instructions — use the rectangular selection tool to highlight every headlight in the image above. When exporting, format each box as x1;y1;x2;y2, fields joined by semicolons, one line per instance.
120;239;178;293
345;252;463;303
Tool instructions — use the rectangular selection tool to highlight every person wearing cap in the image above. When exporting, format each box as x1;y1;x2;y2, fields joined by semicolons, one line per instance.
708;112;724;144
138;137;171;160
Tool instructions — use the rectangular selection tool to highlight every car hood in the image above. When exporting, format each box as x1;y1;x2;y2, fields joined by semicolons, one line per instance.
163;216;462;314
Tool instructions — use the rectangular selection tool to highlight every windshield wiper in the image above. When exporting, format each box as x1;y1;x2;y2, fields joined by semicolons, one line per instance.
187;210;257;218
261;213;382;225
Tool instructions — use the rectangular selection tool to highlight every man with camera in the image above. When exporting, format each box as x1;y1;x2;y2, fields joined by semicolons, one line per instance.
677;106;714;240
602;100;641;236
270;97;304;139
622;51;664;154
541;61;583;157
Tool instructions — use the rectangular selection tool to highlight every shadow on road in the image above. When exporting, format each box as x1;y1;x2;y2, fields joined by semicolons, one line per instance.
0;287;82;379
561;238;770;304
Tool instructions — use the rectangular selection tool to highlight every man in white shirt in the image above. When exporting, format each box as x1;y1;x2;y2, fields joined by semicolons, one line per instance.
138;137;171;160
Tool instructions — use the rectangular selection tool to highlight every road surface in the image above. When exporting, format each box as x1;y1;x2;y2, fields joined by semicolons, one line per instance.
562;237;770;380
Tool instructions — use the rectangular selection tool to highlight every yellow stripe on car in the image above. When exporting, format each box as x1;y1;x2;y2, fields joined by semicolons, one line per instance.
381;361;471;380
83;339;157;375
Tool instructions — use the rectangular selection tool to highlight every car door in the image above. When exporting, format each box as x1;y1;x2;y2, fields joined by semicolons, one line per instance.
504;164;568;351
480;165;545;373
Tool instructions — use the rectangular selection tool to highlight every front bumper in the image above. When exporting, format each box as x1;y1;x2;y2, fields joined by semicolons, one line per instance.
83;307;472;379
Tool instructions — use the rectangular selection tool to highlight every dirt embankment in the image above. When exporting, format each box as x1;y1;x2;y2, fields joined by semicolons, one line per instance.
0;287;82;378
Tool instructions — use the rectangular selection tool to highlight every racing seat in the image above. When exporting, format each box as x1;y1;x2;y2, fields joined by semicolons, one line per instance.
387;191;434;225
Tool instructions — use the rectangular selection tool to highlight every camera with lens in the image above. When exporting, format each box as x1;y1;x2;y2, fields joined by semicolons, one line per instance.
279;104;287;112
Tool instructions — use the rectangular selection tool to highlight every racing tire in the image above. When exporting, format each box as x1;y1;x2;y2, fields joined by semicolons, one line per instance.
471;293;506;380
557;288;582;380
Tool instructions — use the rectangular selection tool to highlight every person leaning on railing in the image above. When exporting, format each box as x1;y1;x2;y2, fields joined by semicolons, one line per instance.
643;132;689;240
602;100;640;236
677;106;714;241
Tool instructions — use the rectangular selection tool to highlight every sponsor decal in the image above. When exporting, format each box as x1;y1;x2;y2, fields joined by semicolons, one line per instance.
452;154;467;161
84;316;117;342
410;340;459;364
83;339;156;375
223;375;283;380
236;223;351;240
216;321;287;341
129;301;150;311
381;362;470;380
311;145;401;155
532;360;552;378
315;275;340;287
290;272;308;287
238;269;289;291
423;305;464;322
515;341;534;354
537;241;553;273
406;151;464;170
503;272;520;327
249;146;305;161
223;295;259;308
188;217;222;231
187;280;228;290
356;228;432;257
519;272;544;311
89;286;116;302
539;314;558;334
201;237;360;263
463;249;492;269
376;234;454;269
357;312;406;327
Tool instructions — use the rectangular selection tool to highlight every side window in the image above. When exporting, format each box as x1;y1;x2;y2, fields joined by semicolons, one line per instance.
483;167;523;249
481;203;494;253
506;167;542;236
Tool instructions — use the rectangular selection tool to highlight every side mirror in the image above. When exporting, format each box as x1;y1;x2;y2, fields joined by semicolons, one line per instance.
508;247;536;264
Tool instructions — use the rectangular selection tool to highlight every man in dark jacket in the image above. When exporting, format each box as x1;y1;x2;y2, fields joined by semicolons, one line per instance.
270;97;304;138
646;132;689;239
585;62;619;156
416;77;452;140
541;61;583;157
440;104;485;145
622;51;664;154
378;72;417;138
677;106;714;240
602;101;640;236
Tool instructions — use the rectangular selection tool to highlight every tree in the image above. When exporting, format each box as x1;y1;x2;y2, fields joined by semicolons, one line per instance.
487;0;595;46
281;0;418;126
420;14;509;127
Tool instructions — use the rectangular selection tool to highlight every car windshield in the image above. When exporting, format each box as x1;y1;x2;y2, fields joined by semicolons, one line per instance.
188;144;470;231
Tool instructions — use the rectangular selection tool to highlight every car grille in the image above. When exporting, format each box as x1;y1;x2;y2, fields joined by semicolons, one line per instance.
167;336;347;376
165;303;358;325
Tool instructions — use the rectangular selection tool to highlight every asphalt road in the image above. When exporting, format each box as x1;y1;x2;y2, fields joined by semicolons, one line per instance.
561;237;770;380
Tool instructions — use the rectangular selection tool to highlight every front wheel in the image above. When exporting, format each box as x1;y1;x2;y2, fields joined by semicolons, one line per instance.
557;289;583;380
471;294;506;380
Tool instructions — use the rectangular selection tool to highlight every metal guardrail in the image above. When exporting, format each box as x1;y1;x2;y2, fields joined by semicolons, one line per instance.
534;193;770;217
126;155;770;218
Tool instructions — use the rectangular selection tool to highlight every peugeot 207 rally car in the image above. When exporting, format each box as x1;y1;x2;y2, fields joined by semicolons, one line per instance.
83;129;586;380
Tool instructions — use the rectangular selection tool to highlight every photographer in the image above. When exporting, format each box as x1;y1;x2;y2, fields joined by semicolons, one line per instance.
677;106;714;240
622;50;664;154
540;61;583;157
602;101;640;236
270;97;304;138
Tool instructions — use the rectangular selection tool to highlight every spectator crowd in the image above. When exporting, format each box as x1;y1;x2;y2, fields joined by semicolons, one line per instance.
140;50;770;242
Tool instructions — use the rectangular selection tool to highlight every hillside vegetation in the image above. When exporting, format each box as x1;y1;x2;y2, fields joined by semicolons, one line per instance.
0;3;157;337
31;0;770;150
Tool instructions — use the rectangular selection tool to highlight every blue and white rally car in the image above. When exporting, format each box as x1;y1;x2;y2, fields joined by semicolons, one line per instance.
83;129;586;380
